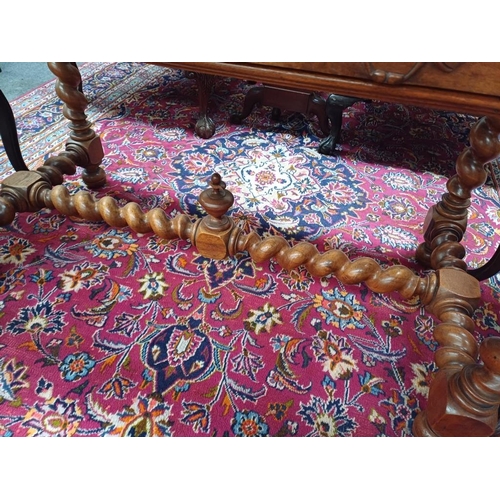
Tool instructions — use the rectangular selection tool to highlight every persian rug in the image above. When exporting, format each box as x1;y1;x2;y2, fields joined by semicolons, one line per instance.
1;62;500;437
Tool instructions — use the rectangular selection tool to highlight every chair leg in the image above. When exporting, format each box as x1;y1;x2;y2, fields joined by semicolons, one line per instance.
193;72;216;139
318;94;358;155
230;86;265;124
0;89;29;171
307;93;331;136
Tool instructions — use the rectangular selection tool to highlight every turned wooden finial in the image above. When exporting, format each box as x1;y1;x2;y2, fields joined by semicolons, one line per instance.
198;172;234;230
193;173;240;260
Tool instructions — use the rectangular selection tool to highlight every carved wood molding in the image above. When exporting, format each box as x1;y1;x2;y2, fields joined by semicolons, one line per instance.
365;62;464;85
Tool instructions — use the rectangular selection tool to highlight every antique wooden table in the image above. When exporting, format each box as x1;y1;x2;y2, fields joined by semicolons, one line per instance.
1;62;500;436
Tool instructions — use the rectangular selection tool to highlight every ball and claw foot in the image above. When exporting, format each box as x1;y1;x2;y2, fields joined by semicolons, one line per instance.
318;133;340;155
195;116;216;139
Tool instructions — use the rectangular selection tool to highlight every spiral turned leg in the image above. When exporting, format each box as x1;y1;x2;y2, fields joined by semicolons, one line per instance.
414;336;500;437
416;115;500;270
47;62;106;189
413;114;500;436
411;267;500;436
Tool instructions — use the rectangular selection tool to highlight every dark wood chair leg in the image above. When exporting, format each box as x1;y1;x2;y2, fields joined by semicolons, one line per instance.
230;86;266;124
318;94;358;155
0;89;29;171
193;72;216;139
307;93;330;136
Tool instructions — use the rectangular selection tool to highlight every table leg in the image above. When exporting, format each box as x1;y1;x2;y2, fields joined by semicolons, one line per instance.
230;86;265;124
192;72;216;139
416;115;500;270
47;62;106;189
413;115;500;436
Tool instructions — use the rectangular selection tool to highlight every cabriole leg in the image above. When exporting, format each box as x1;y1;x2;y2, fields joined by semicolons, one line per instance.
318;94;358;155
193;72;216;139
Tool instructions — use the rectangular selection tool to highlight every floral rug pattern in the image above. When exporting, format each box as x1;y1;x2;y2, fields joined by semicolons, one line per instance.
1;62;500;437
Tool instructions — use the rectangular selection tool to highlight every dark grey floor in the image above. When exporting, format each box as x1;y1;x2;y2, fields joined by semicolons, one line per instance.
0;62;57;101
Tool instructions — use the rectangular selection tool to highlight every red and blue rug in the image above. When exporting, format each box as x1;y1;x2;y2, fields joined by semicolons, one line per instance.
1;62;500;436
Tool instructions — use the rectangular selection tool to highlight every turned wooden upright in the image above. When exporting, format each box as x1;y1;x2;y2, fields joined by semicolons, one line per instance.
412;115;500;436
46;62;106;188
2;62;500;436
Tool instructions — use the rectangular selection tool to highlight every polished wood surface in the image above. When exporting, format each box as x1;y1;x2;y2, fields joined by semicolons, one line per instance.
47;62;106;188
156;62;500;117
416;115;500;270
254;62;500;96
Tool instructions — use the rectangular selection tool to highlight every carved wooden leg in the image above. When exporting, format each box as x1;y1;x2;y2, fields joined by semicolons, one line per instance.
412;115;500;436
413;269;500;436
230;86;265;124
47;62;106;189
192;72;216;139
318;94;358;155
416;115;500;270
307;93;330;136
70;62;84;94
